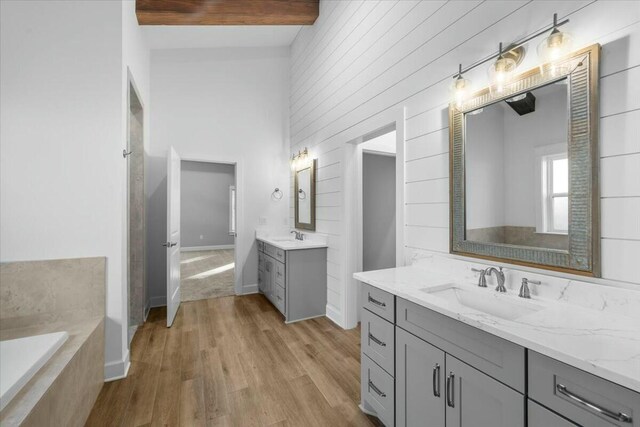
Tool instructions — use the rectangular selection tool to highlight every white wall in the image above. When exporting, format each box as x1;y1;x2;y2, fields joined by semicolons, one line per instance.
0;1;149;379
148;47;290;302
290;0;640;327
181;161;235;248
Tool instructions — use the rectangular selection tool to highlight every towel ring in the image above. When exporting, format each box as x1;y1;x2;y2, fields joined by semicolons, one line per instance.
272;188;283;200
298;189;306;200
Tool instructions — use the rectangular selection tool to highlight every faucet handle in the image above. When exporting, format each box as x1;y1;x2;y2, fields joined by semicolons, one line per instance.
522;278;541;285
519;277;541;298
471;268;487;287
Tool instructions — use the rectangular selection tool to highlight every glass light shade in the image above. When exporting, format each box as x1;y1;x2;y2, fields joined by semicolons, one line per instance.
538;29;573;76
488;55;517;93
449;75;472;109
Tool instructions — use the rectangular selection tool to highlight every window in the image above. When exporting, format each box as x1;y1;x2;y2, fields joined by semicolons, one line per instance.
229;185;236;236
535;144;568;235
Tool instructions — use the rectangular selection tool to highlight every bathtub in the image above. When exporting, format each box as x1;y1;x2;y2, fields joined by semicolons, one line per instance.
0;331;68;411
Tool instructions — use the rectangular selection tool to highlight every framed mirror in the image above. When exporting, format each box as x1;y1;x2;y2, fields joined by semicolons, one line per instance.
295;158;316;230
450;44;600;276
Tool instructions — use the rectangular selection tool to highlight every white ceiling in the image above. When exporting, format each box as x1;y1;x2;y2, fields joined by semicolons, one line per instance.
142;25;302;50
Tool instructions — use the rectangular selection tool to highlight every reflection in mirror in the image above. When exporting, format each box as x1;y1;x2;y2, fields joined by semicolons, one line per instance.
465;79;569;251
297;168;311;223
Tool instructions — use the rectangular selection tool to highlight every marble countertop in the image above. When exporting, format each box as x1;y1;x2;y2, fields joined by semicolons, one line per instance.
354;265;640;393
257;236;328;251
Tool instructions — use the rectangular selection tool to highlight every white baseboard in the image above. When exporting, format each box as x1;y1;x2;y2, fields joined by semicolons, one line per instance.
241;283;258;294
104;350;130;381
181;244;234;252
150;295;166;308
325;304;344;328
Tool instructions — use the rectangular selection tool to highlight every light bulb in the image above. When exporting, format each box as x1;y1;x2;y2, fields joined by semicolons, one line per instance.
537;14;573;76
488;49;516;93
449;64;471;110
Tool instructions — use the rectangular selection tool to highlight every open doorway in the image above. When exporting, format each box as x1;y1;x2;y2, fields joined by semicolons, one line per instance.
126;75;145;343
179;160;237;302
362;131;397;272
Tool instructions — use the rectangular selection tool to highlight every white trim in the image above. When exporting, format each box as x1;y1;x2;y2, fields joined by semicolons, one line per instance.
325;304;343;327
181;244;235;252
342;107;406;330
104;349;130;381
241;284;259;294
149;295;167;308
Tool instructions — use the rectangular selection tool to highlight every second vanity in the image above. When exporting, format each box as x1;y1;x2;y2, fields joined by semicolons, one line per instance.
355;265;640;427
257;234;327;323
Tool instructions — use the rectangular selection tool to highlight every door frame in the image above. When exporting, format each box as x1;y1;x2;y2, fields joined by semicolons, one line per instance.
343;107;406;329
179;154;244;296
125;69;145;342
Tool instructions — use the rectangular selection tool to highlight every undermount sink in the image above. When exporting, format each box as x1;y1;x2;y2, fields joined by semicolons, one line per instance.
420;283;544;321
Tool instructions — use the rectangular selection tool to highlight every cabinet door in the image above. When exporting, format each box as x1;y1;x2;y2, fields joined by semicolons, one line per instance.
264;258;274;301
445;355;524;427
396;327;445;427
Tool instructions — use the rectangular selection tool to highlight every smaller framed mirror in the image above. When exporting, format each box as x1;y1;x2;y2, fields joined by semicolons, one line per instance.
295;159;316;230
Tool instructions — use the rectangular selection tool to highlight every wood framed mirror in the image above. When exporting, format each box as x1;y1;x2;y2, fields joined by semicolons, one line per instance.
295;158;316;231
450;44;600;276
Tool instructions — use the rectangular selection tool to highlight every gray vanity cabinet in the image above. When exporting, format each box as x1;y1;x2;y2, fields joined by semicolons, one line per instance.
444;355;524;427
257;240;327;323
396;327;445;427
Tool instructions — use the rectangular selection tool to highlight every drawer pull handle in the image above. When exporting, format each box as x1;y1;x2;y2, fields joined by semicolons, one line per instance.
368;380;386;398
556;384;632;423
432;364;441;397
368;333;386;347
368;295;386;307
446;372;455;408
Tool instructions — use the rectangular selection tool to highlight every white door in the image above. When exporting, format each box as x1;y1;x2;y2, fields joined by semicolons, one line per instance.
166;146;181;327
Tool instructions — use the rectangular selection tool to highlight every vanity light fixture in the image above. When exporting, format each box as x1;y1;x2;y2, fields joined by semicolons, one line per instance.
450;64;471;109
538;13;573;76
290;147;309;170
450;13;569;102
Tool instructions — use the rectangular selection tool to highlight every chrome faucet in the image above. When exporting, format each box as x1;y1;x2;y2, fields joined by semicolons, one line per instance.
485;267;507;292
519;277;541;299
471;268;488;287
290;230;304;241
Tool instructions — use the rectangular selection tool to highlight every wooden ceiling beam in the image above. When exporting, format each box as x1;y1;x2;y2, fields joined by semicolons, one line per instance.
136;0;319;25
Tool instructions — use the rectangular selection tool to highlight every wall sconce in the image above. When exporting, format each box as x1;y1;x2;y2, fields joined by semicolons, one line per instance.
538;13;573;76
290;147;309;170
450;64;472;109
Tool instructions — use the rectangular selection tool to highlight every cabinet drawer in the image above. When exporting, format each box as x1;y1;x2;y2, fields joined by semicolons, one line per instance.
275;247;286;263
396;298;525;393
264;243;276;257
361;308;394;376
275;261;286;288
529;351;639;427
258;240;265;252
258;253;265;272
362;354;394;427
528;400;578;427
362;283;395;323
274;285;285;315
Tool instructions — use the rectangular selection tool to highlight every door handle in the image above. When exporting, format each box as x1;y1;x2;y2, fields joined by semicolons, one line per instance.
162;241;177;247
433;363;441;397
446;372;455;407
556;384;632;423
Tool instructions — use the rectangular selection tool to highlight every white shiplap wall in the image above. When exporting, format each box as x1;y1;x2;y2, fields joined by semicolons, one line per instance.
290;0;640;327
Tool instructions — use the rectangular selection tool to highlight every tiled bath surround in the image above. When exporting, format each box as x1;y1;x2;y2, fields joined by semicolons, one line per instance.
0;257;105;426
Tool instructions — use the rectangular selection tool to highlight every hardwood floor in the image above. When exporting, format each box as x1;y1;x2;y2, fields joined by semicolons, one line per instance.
86;294;380;427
